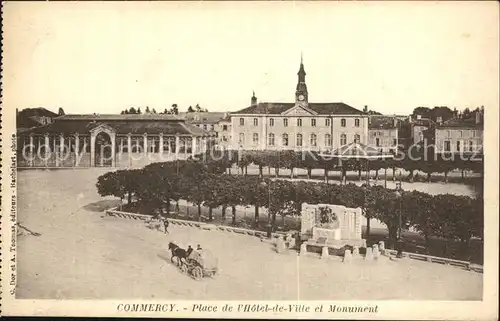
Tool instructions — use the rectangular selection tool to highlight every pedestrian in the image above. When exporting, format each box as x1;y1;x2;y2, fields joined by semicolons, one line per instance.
187;245;193;257
197;244;202;251
163;216;169;234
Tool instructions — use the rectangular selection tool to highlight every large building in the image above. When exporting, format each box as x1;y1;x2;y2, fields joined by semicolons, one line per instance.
230;59;369;152
17;114;215;168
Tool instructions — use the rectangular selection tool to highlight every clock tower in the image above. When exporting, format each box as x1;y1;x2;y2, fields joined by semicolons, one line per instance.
295;54;308;105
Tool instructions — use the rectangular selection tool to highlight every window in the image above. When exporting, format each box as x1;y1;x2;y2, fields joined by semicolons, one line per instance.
459;130;463;138
310;134;317;147
223;136;228;142
147;136;159;153
269;118;274;126
447;130;451;137
253;118;258;126
311;118;316;127
469;141;473;152
325;118;331;126
297;118;302;127
203;124;207;130
325;134;332;147
355;118;360;127
340;134;347;146
354;134;360;143
456;141;461;152
444;140;451;152
253;133;259;145
239;133;245;145
239;118;245;126
376;138;380;147
282;134;289;146
393;138;398;146
283;118;288;127
341;119;346;127
268;133;275;146
296;134;303;147
222;125;228;131
210;124;214;131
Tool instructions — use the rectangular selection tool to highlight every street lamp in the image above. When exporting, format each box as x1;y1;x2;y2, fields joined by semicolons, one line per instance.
394;182;403;258
260;180;272;238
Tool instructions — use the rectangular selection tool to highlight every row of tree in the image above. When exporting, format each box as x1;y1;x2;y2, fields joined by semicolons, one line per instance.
120;103;209;115
194;149;484;184
96;158;483;258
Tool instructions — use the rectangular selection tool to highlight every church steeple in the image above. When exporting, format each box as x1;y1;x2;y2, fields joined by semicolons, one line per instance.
295;54;308;105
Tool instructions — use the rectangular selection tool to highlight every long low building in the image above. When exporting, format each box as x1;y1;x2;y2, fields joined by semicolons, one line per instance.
17;114;215;168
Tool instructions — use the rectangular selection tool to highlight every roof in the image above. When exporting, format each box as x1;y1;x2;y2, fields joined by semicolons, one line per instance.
437;117;483;129
56;114;183;121
368;116;397;130
17;116;42;129
179;112;229;124
325;142;394;158
412;118;434;127
22;119;211;136
232;102;365;115
18;107;58;118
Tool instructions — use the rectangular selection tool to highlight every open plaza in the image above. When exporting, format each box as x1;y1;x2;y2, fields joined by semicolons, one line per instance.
16;169;482;300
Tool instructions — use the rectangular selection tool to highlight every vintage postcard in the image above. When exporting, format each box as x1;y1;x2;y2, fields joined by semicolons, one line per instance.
1;1;498;319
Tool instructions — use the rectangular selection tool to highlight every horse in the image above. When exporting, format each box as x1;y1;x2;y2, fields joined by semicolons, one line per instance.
168;242;188;265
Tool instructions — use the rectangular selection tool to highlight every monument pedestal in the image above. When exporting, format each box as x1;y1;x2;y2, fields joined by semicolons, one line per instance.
313;227;341;241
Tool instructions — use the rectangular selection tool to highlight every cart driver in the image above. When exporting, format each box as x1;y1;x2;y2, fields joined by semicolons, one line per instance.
186;245;193;257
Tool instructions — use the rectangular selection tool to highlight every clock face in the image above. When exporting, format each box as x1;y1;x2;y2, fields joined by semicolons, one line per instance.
298;94;305;101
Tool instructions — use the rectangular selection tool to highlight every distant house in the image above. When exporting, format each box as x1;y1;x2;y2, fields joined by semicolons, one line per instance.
409;115;435;145
423;109;484;155
367;115;399;153
216;113;232;149
179;111;228;133
179;111;232;149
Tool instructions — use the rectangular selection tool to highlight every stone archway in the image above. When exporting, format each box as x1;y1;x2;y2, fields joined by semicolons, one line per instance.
94;131;113;167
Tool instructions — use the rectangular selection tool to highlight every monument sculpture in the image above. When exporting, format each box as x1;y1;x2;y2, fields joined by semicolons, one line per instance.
301;203;364;252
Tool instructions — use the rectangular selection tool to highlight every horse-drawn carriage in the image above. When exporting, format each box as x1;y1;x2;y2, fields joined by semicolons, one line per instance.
169;242;218;280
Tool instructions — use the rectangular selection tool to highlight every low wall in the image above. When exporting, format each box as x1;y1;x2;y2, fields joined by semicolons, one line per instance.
383;249;483;273
105;207;295;240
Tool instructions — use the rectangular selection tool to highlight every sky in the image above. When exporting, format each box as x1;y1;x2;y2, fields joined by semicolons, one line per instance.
3;1;499;115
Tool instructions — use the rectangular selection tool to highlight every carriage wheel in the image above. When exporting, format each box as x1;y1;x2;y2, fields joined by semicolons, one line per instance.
191;266;203;280
180;263;188;274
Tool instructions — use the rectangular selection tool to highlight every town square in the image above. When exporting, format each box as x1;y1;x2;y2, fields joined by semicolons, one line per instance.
2;1;498;319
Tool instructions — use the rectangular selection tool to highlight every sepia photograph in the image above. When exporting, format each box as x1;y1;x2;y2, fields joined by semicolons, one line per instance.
1;1;498;319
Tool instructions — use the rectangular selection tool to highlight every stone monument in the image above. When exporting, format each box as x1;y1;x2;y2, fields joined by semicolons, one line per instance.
301;203;364;250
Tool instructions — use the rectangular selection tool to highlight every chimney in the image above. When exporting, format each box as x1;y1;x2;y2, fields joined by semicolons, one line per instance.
417;115;422;120
393;117;398;127
436;116;442;124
